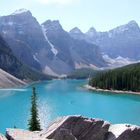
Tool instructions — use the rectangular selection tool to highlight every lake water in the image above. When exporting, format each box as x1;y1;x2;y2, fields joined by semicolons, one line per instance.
0;79;140;133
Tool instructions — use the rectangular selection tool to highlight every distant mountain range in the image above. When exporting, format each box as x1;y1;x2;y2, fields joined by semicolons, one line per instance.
70;20;140;60
0;9;140;79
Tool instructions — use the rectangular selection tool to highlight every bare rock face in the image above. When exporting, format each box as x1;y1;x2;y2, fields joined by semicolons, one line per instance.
107;124;140;140
52;129;77;140
40;115;110;140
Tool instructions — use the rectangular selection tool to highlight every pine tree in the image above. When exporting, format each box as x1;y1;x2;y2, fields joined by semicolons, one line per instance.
28;87;41;131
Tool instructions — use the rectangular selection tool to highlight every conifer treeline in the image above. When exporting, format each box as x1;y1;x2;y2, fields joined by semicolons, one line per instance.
89;63;140;92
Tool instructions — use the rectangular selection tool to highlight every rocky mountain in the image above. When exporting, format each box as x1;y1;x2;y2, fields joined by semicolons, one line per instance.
69;27;85;40
0;9;106;76
0;9;51;71
0;35;52;81
41;20;106;75
70;20;140;60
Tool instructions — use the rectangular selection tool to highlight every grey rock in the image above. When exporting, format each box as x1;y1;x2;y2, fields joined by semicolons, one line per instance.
4;116;140;140
107;124;140;140
41;115;110;140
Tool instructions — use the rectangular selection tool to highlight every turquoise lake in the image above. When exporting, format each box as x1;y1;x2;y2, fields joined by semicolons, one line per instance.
0;79;140;133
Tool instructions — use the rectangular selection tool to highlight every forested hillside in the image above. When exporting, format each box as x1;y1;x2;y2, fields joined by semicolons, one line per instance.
89;63;140;92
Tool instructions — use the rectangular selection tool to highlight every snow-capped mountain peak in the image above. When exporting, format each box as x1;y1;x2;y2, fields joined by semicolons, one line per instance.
11;9;30;15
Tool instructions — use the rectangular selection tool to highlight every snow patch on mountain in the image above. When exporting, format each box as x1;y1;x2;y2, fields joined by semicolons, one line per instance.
42;25;58;56
33;54;40;63
11;9;29;15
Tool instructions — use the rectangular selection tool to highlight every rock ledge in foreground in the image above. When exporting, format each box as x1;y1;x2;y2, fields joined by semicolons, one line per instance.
5;115;140;140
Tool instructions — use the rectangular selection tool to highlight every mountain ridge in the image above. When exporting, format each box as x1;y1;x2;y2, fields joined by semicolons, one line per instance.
70;20;140;60
0;9;106;76
1;9;139;77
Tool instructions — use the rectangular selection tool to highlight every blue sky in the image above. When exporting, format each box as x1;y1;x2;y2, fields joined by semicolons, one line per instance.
0;0;140;32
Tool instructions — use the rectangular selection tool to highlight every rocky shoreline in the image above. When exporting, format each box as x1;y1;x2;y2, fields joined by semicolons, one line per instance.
84;84;140;95
1;115;140;140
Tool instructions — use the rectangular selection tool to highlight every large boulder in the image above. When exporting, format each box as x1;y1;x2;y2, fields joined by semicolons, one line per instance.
107;124;140;140
40;115;110;140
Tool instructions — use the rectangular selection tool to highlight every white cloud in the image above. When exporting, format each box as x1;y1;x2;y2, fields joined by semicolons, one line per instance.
37;0;78;5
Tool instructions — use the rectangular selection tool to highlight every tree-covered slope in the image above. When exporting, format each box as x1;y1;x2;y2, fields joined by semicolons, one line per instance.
89;63;140;92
